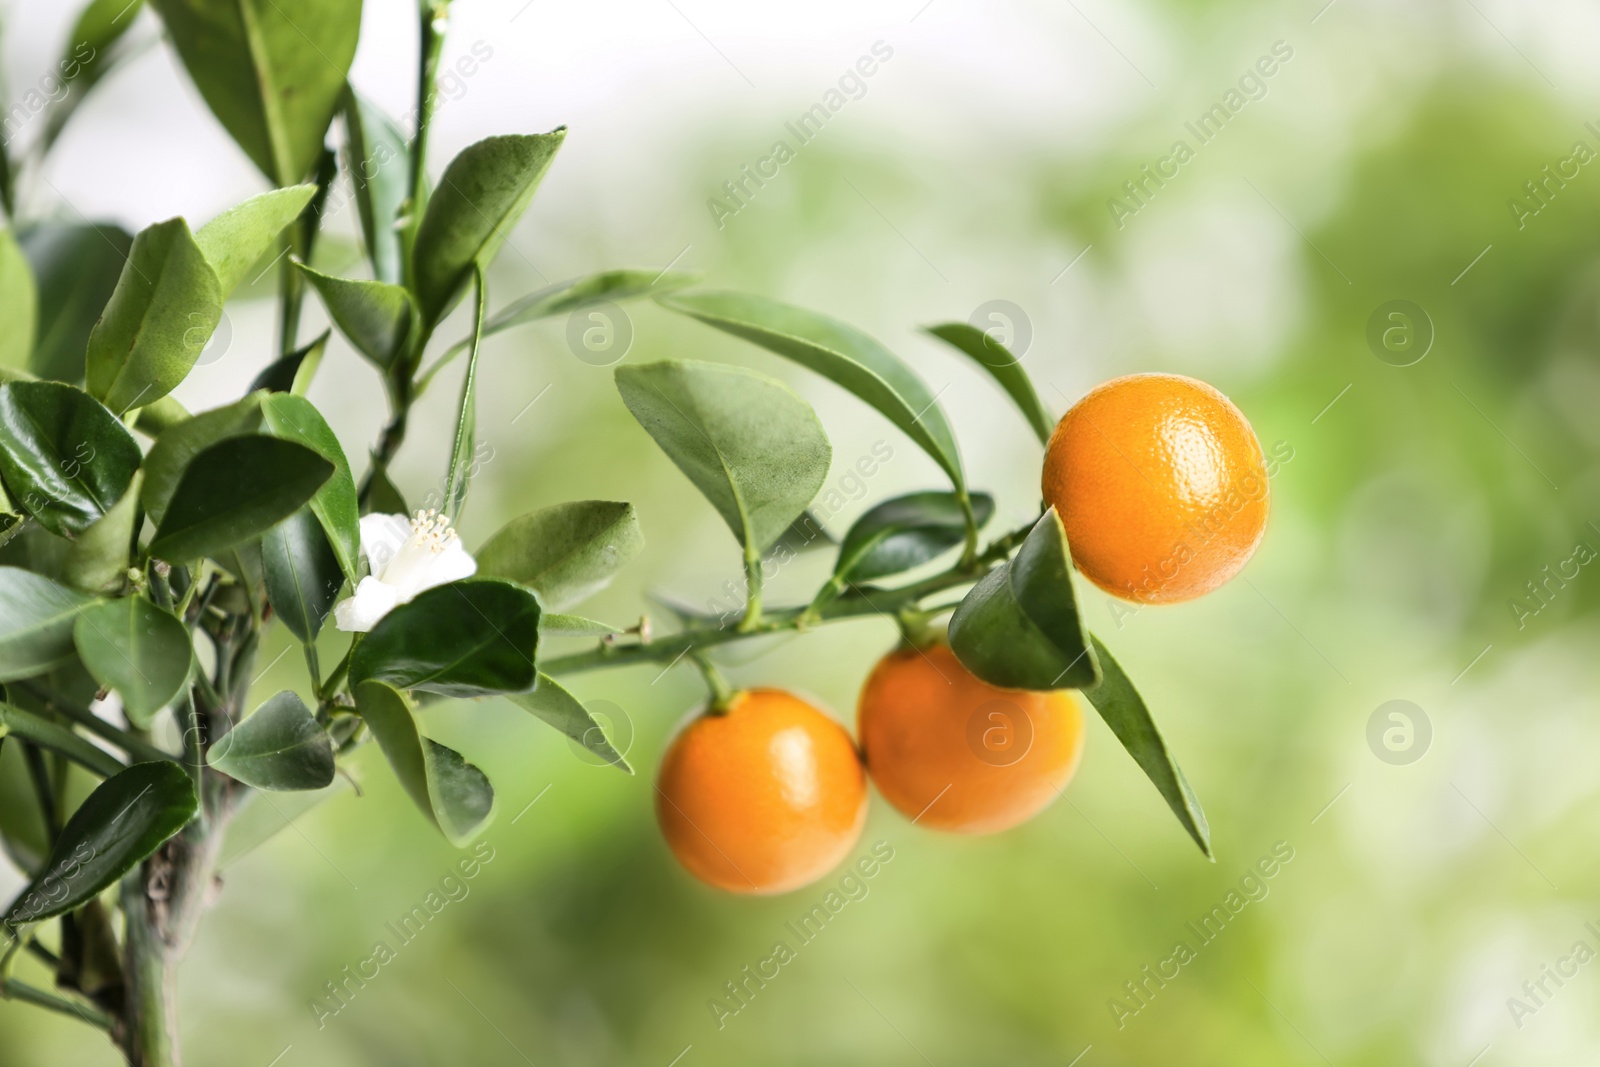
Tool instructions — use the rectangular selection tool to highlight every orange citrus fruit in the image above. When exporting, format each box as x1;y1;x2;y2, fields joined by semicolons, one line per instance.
1041;372;1268;603
655;688;867;894
857;643;1086;834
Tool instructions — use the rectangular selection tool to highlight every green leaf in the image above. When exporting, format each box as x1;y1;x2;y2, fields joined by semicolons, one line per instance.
261;508;341;643
40;0;148;152
412;130;566;326
484;269;697;338
0;381;141;538
924;322;1054;445
20;223;133;384
350;579;540;698
141;393;263;527
477;501;644;613
353;680;494;845
0;569;94;681
948;508;1100;690
260;394;359;583
509;674;632;773
297;264;417;372
148;436;333;563
1083;634;1211;858
150;0;362;185
72;598;193;729
540;613;622;637
0;228;37;373
194;185;317;298
615;360;830;554
207;690;334;791
62;471;142;594
84;218;223;414
441;267;486;520
3;761;196;927
658;291;965;492
834;491;994;584
249;330;328;395
0;702;123;778
342;94;409;286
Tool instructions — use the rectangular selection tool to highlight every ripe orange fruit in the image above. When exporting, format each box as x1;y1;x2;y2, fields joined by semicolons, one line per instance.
1041;372;1268;603
655;689;867;894
857;643;1085;834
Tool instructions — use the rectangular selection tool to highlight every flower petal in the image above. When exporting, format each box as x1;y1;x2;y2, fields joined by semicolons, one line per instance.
412;539;478;597
333;576;400;632
358;513;412;581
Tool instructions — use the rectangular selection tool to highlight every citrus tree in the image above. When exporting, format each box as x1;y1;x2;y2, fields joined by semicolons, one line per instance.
0;2;1267;1063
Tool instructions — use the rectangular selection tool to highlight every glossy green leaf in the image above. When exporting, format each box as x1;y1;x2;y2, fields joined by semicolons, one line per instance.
924;322;1054;444
0;229;37;373
297;264;417;372
261;508;342;643
0;569;94;681
615;360;830;554
3;761;196;927
207;690;334;791
658;291;965;492
948;508;1100;690
477;502;644;613
194;184;317;298
249;330;328;395
73;598;193;729
85;217;222;413
485;269;697;338
540;613;623;637
40;0;148;151
150;0;362;185
350;579;540;698
342;94;409;286
835;491;995;584
509;674;632;773
62;470;142;594
148;436;333;563
20;222;133;384
260;394;359;583
141;393;263;527
412;130;566;326
0;702;123;778
0;380;141;537
1083;634;1211;858
354;680;495;845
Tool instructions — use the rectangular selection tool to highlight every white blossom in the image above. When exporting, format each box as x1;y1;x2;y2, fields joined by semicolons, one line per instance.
334;510;477;632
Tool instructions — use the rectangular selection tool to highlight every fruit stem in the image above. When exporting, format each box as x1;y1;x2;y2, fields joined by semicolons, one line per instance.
691;653;736;712
895;607;943;651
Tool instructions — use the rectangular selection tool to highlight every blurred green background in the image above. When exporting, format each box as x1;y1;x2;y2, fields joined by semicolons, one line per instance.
6;0;1600;1063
